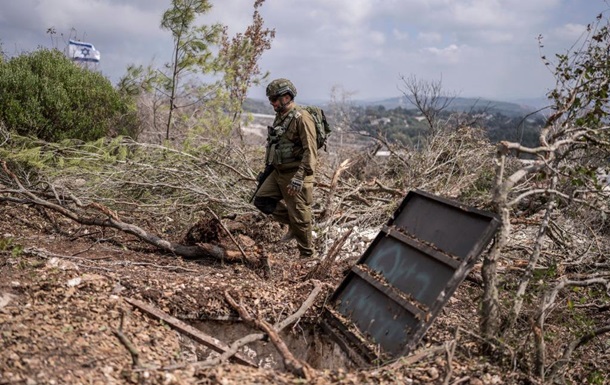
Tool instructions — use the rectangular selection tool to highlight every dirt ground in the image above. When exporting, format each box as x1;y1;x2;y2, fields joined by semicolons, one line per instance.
0;202;526;385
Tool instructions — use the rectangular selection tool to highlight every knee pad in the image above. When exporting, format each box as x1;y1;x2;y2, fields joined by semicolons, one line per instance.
253;197;278;215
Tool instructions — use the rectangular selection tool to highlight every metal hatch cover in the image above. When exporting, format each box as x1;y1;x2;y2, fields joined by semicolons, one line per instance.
321;189;500;364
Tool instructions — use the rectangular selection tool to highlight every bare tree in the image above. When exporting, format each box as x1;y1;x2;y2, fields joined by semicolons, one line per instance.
479;12;610;383
398;74;457;134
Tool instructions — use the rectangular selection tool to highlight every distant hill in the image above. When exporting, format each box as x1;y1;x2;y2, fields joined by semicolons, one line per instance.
242;98;274;115
244;95;551;118
354;96;546;118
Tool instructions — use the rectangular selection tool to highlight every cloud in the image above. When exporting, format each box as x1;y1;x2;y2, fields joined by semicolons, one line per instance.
393;29;410;42
0;0;607;102
552;23;589;41
417;32;441;44
422;44;462;60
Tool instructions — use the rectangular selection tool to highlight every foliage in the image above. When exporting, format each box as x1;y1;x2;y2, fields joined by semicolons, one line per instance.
159;0;226;141
0;48;139;142
218;0;275;141
119;1;273;145
344;104;543;147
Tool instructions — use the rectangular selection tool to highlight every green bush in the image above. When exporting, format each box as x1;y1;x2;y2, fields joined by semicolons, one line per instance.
0;48;139;142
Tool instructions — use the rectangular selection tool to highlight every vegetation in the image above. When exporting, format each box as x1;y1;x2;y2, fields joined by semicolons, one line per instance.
0;49;139;142
0;4;608;385
218;0;275;141
117;0;274;144
332;100;546;148
479;13;610;383
159;0;225;140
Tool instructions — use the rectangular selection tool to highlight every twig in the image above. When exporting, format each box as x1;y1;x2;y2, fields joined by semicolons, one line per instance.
450;376;471;385
224;290;315;379
443;328;460;385
306;228;353;280
112;310;141;367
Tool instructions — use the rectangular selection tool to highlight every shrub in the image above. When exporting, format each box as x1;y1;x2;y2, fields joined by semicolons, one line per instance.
0;48;139;142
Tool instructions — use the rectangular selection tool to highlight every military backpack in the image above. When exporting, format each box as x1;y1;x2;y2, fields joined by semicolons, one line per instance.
302;106;332;151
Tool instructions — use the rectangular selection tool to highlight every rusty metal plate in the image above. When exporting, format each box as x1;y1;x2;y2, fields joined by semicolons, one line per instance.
323;189;499;364
389;191;497;259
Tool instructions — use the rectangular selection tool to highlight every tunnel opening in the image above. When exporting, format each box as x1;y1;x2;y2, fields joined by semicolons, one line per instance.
183;319;356;370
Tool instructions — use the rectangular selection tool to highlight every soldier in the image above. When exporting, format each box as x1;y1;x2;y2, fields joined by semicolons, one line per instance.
253;78;318;258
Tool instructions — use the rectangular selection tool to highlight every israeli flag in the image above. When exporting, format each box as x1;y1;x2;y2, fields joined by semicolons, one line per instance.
68;40;101;62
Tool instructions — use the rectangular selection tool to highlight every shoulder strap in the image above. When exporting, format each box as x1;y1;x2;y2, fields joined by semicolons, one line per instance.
275;107;299;130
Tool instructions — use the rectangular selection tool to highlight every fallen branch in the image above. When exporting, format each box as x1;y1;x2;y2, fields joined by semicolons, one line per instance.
319;158;357;220
124;297;257;367
1;161;262;266
223;287;320;379
113;309;141;367
21;246;200;273
207;207;247;263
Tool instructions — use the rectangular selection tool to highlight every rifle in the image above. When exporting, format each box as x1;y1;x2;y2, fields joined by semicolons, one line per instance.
249;164;273;203
250;125;282;203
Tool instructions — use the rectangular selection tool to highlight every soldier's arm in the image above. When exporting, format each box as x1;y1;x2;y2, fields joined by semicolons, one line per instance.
297;112;317;176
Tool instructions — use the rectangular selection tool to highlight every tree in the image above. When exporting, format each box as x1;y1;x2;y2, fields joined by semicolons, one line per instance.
219;0;275;142
398;74;457;134
160;0;225;140
479;12;610;383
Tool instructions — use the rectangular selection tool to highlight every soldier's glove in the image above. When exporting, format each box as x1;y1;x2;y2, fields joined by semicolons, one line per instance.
287;169;305;196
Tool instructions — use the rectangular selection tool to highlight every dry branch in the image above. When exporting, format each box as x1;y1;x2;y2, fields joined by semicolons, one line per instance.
319;158;357;221
443;328;460;385
1;160;262;266
223;289;318;379
192;280;325;369
113;310;141;367
124;297;257;367
381;345;446;371
307;228;353;280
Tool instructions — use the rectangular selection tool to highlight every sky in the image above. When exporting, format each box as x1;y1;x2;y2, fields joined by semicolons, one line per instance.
1;0;610;103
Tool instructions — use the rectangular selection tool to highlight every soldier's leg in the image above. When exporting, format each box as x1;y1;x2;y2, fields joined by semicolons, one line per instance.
253;170;290;224
278;172;315;256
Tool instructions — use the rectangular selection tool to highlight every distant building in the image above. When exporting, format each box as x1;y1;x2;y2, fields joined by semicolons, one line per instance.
370;117;391;126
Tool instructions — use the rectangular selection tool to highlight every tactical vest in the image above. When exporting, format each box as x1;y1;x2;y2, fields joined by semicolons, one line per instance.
265;108;303;166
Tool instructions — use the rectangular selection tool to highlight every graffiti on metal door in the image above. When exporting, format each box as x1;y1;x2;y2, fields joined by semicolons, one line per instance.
322;190;499;365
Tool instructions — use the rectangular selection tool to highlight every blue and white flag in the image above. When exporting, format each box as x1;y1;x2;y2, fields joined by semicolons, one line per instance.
68;40;101;63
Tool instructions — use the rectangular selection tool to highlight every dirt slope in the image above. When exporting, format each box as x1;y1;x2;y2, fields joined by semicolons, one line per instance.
0;202;523;385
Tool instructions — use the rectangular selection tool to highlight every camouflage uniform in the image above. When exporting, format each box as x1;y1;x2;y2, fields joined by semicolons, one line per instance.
254;103;318;257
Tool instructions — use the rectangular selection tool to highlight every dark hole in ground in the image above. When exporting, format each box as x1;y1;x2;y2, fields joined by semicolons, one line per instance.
185;319;356;370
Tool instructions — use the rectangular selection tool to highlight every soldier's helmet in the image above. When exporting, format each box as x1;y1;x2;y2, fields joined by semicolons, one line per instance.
266;78;297;99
